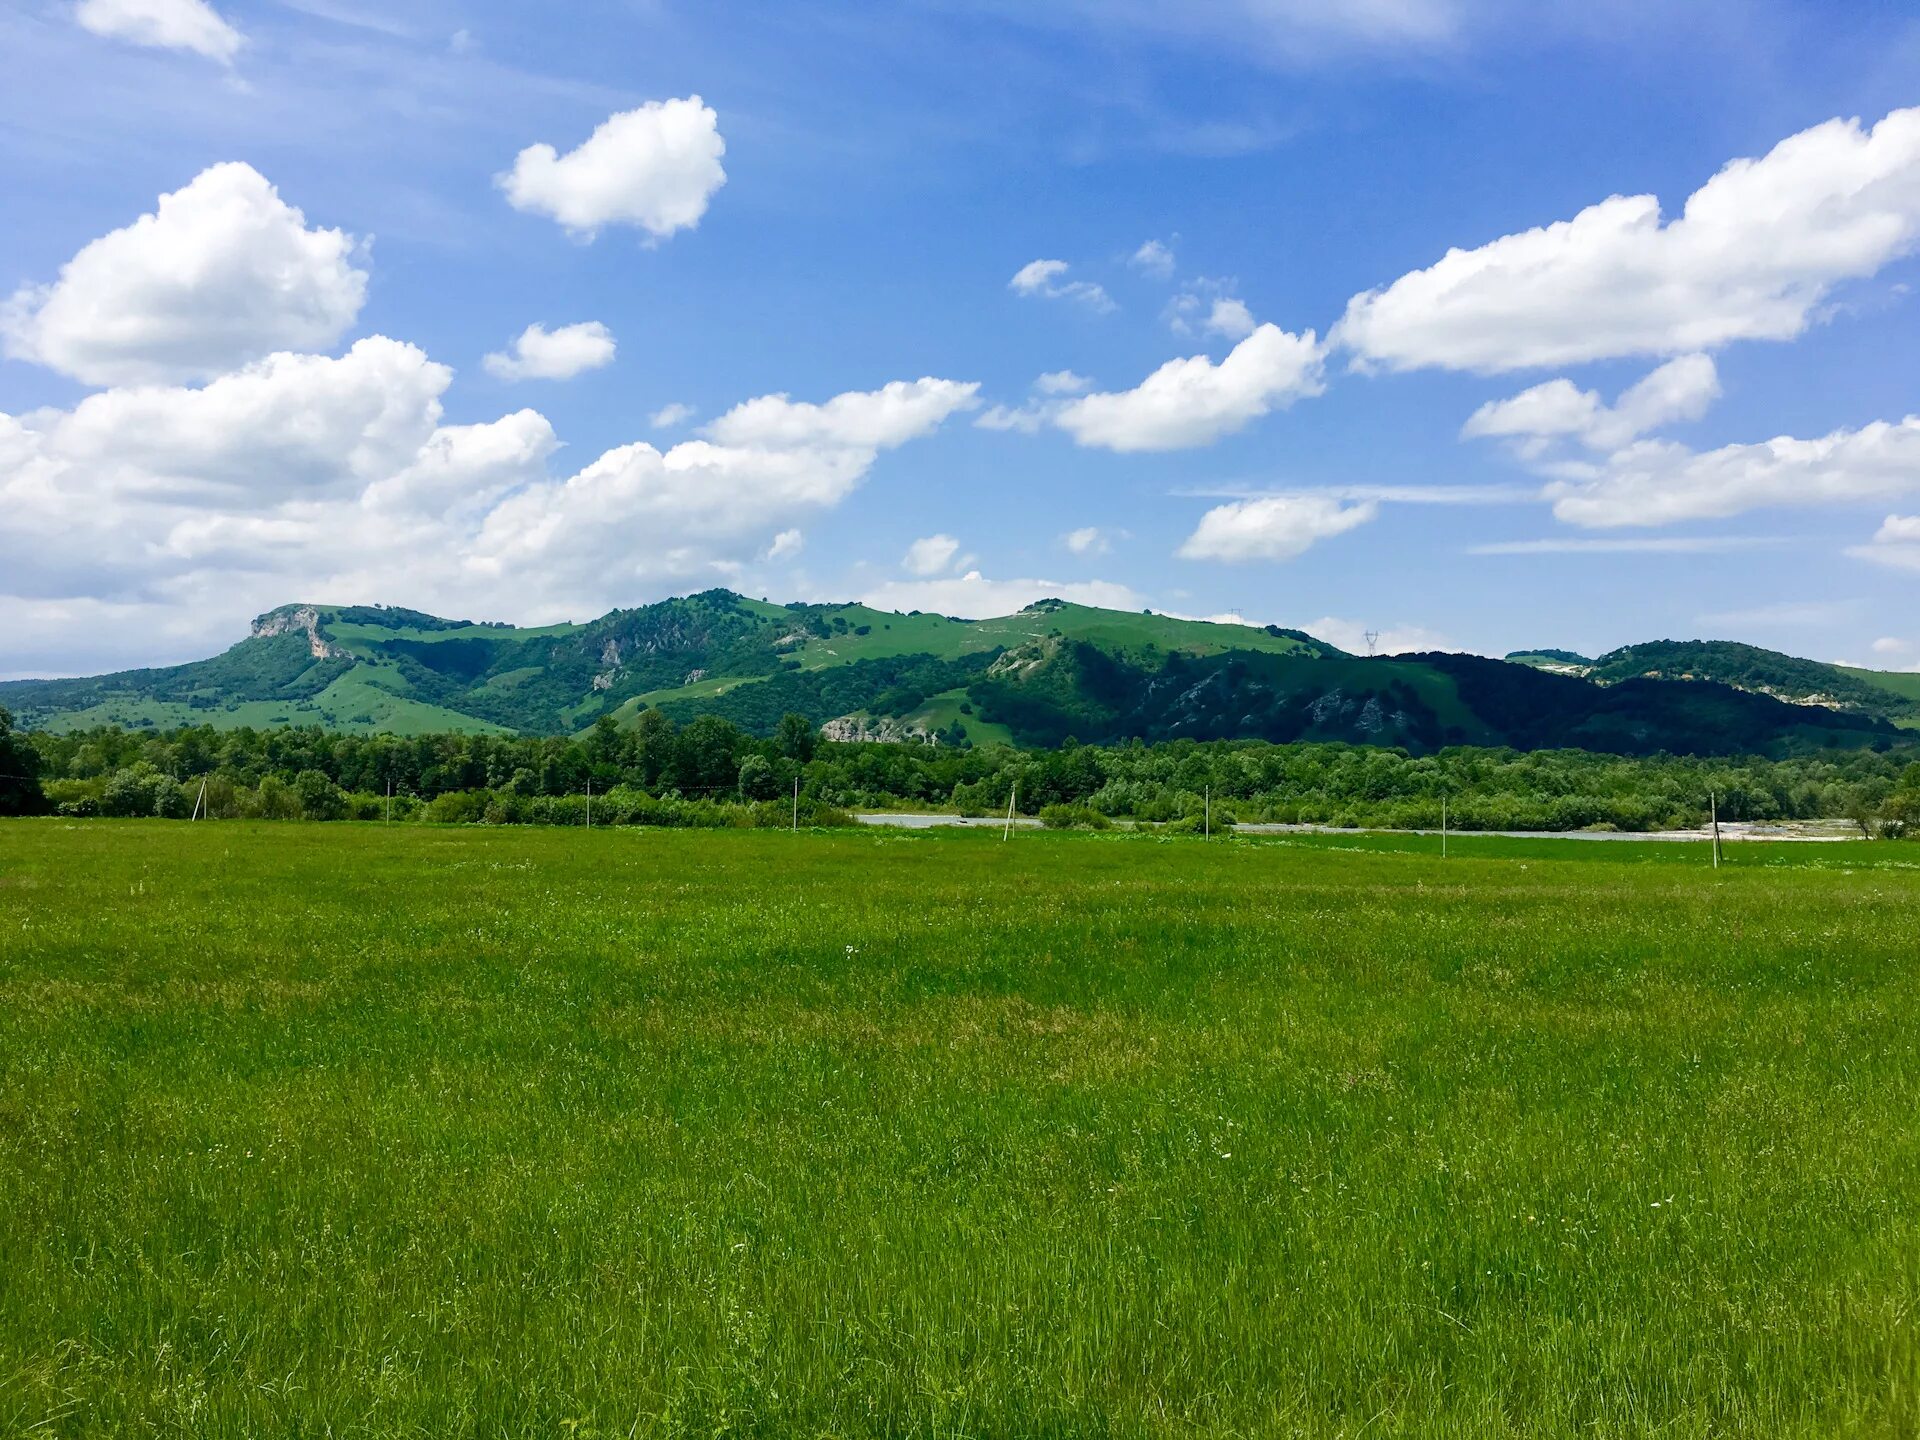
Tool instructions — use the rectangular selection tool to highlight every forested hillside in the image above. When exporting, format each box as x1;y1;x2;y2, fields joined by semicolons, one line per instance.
3;591;1915;759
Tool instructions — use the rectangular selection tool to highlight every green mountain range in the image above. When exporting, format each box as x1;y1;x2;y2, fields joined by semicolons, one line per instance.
3;590;1916;757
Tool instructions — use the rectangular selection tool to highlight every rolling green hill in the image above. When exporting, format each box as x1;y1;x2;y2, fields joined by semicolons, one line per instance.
1588;640;1920;725
0;593;1333;740
2;592;1912;758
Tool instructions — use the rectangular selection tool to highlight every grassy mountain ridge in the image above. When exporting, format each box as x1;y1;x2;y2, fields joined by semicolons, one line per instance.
2;591;1913;757
1587;639;1920;726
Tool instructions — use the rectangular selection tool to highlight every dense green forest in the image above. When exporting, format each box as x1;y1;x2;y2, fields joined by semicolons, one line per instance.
9;709;1920;836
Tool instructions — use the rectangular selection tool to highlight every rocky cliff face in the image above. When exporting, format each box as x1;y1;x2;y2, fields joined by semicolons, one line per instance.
250;606;349;661
820;714;930;744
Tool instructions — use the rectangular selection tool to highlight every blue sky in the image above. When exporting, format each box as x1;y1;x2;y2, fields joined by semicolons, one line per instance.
4;0;1920;677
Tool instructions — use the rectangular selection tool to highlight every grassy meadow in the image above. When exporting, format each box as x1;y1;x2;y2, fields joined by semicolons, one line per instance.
1;821;1917;1437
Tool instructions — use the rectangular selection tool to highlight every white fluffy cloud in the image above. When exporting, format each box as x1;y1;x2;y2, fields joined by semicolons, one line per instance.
467;377;977;588
1547;416;1920;528
1463;354;1720;452
1202;297;1257;341
498;97;727;240
1061;525;1111;555
859;571;1144;619
1053;323;1325;451
1337;105;1920;373
1177;494;1377;561
649;402;695;429
1129;239;1176;278
2;163;367;385
12;337;448;512
902;534;963;576
483;321;617;381
974;371;1096;433
1009;259;1114;312
0;342;978;666
1035;369;1092;395
704;378;979;449
1850;514;1920;572
74;0;242;62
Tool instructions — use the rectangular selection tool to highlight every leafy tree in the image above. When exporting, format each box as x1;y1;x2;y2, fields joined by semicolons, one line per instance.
669;715;746;791
293;769;347;820
776;712;818;762
737;753;780;801
0;706;45;816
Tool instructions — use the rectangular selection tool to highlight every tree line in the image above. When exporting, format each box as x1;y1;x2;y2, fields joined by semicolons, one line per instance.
6;706;1919;835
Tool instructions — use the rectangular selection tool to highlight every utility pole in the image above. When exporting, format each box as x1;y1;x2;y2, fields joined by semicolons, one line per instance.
191;776;207;822
385;778;392;826
1204;786;1211;840
1710;791;1722;869
1442;792;1448;859
586;776;592;831
792;775;799;833
1003;782;1017;842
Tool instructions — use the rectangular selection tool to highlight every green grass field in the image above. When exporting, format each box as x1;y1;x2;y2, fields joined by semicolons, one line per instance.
1;822;1916;1437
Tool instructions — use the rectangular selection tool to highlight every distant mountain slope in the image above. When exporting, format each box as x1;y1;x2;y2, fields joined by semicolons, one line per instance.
1505;649;1593;674
0;591;1332;738
940;641;1899;756
1587;640;1920;724
1;592;1910;758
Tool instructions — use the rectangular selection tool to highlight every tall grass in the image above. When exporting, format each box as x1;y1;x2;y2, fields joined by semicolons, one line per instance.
1;822;1916;1436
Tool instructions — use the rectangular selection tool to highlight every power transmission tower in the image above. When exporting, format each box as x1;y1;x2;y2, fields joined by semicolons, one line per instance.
1364;630;1380;657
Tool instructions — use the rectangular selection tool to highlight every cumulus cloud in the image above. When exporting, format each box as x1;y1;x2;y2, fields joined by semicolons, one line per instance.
1009;259;1114;312
1035;369;1092;395
1053;323;1325;451
902;534;963;576
74;0;242;62
1200;297;1257;341
1129;239;1176;278
649;402;695;429
498;97;726;240
0;346;977;668
1176;494;1377;561
859;571;1144;619
974;370;1097;433
974;404;1047;434
15;337;449;510
1547;416;1920;527
1463;354;1721;452
469;378;978;588
1337;105;1920;373
704;378;979;449
2;163;367;386
1850;514;1920;572
1061;525;1111;555
483;321;617;381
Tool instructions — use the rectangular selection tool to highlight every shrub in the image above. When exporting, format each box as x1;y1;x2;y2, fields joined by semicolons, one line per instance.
1040;803;1112;831
1163;813;1234;837
423;790;491;825
293;769;346;821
